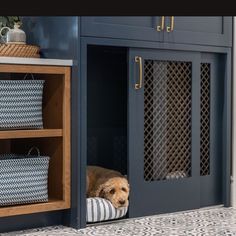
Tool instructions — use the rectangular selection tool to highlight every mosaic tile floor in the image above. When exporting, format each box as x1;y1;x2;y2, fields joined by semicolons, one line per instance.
3;207;236;236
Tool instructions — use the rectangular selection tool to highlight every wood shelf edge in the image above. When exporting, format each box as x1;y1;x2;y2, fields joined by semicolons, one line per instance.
0;200;69;217
0;129;63;139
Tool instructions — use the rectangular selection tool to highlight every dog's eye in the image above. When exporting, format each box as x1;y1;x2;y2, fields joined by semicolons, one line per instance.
121;187;127;192
109;189;115;194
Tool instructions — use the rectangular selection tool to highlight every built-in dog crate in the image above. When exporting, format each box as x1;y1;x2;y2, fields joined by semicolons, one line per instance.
86;44;228;223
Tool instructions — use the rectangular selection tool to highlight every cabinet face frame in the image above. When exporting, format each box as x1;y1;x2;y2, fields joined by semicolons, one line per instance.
0;64;71;217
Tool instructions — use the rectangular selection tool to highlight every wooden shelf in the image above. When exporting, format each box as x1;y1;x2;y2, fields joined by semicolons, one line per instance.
0;199;70;217
0;129;63;139
0;65;71;218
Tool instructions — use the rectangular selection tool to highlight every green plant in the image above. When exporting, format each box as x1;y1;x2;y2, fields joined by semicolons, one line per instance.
0;16;21;31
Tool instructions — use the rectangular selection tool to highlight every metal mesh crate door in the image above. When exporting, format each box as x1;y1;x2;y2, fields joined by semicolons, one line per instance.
144;60;192;181
200;63;210;176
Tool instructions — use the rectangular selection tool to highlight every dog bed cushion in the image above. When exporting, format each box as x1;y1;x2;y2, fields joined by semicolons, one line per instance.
86;197;128;223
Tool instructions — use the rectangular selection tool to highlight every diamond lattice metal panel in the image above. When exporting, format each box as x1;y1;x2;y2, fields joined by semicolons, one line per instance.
144;60;192;181
200;63;210;176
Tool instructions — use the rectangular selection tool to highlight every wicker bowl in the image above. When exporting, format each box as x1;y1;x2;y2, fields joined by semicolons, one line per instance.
0;43;40;58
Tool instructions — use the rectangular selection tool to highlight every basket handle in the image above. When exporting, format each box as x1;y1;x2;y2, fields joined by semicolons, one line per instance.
0;27;10;43
27;147;40;156
23;73;35;80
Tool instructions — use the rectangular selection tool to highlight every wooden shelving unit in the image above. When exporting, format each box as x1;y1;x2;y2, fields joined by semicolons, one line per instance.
0;63;71;217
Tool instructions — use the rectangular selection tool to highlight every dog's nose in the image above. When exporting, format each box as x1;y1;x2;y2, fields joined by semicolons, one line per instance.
119;200;125;205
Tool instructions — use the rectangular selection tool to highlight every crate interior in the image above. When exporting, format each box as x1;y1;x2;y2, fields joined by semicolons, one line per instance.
87;45;128;175
0;137;63;202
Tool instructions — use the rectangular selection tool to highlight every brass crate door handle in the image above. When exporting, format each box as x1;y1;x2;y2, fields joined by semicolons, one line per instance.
157;16;165;31
135;56;143;90
166;16;174;32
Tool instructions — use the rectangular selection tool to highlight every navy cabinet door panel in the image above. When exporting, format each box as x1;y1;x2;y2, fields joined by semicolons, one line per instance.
128;49;201;217
128;48;224;217
81;17;164;42
164;17;232;47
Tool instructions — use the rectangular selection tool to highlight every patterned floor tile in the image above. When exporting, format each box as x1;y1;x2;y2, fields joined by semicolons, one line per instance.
2;207;236;236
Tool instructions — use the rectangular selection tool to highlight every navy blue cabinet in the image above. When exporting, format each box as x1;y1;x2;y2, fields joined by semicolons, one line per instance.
18;16;232;231
81;16;232;47
164;17;232;47
81;17;164;42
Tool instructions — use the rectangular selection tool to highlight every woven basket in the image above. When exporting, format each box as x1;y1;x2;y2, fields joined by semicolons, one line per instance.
0;75;44;130
0;147;50;206
0;43;40;58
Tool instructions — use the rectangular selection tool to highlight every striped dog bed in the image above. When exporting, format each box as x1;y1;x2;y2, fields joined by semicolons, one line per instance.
86;197;128;223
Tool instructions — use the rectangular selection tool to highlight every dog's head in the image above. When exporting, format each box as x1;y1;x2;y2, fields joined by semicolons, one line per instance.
98;177;129;209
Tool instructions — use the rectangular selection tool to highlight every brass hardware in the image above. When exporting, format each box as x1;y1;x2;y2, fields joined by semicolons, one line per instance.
135;56;143;90
157;16;165;31
166;16;174;32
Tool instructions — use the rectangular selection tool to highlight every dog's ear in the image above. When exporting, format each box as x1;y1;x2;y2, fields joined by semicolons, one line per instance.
98;187;105;198
95;184;106;198
123;175;129;181
123;178;130;191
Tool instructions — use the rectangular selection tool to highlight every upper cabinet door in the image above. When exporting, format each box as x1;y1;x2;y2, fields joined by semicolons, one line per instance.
81;17;164;42
164;17;232;47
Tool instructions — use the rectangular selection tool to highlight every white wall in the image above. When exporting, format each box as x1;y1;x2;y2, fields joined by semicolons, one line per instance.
231;17;236;207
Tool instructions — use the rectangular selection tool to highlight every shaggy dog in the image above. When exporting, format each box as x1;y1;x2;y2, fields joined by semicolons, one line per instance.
86;166;129;208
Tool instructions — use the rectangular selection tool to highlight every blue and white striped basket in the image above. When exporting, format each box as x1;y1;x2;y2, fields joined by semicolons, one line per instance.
0;75;44;129
0;147;50;206
86;197;128;223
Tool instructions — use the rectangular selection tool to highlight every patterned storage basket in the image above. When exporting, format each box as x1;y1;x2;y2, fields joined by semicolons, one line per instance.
0;74;44;129
0;147;50;206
